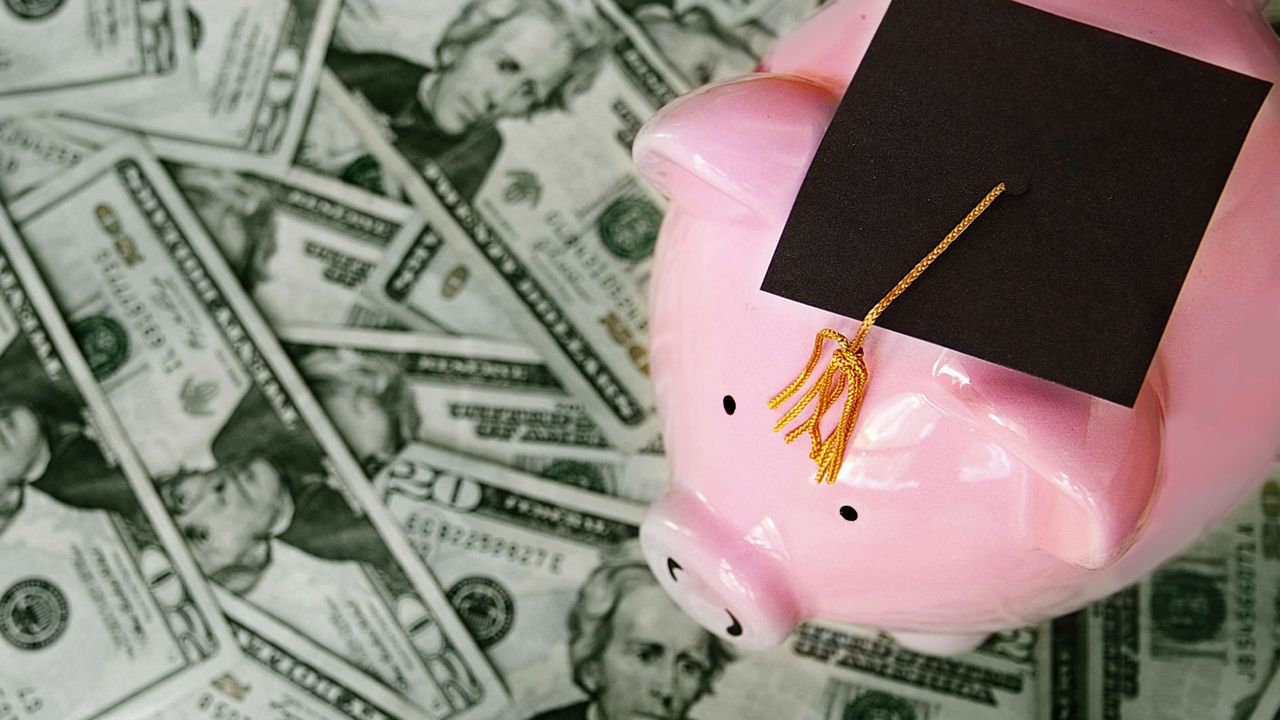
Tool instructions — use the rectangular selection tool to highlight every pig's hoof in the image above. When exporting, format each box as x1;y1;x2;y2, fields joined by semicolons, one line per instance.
889;630;988;656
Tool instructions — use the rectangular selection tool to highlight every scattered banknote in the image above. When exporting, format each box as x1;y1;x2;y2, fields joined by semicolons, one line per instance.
0;0;193;114
373;442;1039;720
295;76;403;200
140;617;429;720
0;117;94;202
323;0;675;452
63;0;341;174
1040;468;1280;720
169;163;405;331
304;73;523;342
5;139;511;720
279;325;668;502
0;204;238;720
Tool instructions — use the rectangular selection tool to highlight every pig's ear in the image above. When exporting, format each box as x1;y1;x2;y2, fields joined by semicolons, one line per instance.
931;354;1166;570
632;73;839;224
758;0;892;93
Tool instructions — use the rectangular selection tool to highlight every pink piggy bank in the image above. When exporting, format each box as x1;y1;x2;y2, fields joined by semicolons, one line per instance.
634;0;1280;655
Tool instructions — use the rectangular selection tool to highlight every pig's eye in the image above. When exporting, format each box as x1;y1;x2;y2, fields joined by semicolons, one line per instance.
722;395;736;415
667;557;683;582
839;505;858;522
726;610;743;637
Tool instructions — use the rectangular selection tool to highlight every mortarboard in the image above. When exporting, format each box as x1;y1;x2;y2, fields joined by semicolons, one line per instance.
761;0;1273;416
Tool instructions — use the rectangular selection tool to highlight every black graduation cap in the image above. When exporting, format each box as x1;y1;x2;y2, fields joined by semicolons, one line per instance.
761;0;1273;407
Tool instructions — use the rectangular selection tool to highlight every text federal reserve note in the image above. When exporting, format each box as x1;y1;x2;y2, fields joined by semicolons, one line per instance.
138;617;431;720
0;0;192;114
170;164;406;331
280;325;667;502
6;140;510;720
0;205;236;720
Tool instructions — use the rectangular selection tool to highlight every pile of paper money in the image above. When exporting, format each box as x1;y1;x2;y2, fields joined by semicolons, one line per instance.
0;2;1277;719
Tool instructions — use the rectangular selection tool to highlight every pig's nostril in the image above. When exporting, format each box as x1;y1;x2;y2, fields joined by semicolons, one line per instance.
726;610;742;637
667;557;683;582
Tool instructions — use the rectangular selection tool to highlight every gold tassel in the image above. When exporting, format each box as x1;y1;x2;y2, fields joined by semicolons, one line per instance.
769;182;1008;485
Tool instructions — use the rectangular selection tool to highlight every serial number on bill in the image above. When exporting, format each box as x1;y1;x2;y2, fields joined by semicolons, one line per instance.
403;514;566;574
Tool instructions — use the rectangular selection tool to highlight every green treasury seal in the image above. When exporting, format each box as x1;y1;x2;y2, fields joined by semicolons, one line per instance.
1151;568;1227;644
72;315;130;380
842;690;918;720
447;576;515;648
1;578;69;650
598;197;661;262
4;0;64;20
540;458;609;495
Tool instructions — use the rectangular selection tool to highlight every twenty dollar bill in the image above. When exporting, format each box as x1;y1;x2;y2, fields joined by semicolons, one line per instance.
6;139;510;720
0;203;237;720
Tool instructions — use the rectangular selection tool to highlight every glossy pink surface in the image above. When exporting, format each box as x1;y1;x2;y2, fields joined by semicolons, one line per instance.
634;0;1280;654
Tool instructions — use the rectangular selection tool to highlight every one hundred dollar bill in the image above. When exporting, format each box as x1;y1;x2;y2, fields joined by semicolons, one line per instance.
0;117;94;202
63;0;340;174
0;205;237;720
169;163;405;331
0;0;193;114
5;139;511;720
278;325;668;502
595;0;823;88
323;0;674;452
1041;469;1280;720
374;442;1038;720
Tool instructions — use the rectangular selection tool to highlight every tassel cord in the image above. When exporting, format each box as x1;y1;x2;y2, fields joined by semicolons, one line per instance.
769;182;1007;484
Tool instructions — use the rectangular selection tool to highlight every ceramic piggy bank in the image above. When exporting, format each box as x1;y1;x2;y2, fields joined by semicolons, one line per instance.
633;0;1280;655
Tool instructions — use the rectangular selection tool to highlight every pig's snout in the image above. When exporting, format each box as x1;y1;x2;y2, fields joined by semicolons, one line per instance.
641;492;800;651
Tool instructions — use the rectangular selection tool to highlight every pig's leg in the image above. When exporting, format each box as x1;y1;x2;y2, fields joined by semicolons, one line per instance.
889;630;989;657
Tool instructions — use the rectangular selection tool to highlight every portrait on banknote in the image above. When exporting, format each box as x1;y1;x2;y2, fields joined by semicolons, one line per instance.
171;165;280;291
328;0;609;202
154;384;404;593
0;331;139;535
296;346;423;475
525;542;735;720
